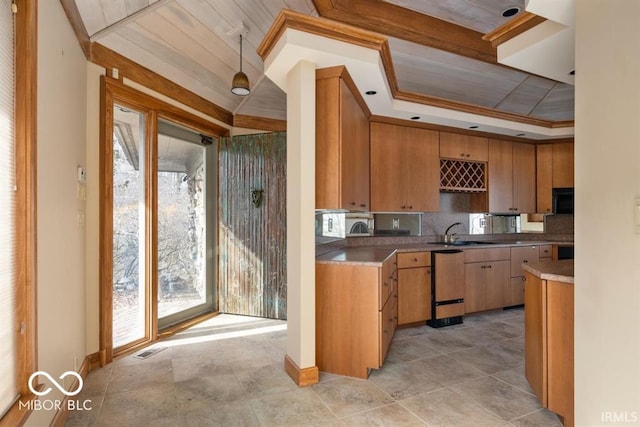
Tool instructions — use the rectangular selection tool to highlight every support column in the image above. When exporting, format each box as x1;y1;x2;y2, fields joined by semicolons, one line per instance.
283;60;319;386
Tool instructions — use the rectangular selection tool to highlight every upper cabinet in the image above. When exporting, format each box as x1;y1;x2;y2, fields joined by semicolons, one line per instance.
316;67;370;211
472;139;536;213
370;122;439;212
536;142;574;213
439;132;488;162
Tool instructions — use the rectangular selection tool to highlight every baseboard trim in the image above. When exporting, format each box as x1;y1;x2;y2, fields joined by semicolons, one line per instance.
49;351;100;427
284;355;319;387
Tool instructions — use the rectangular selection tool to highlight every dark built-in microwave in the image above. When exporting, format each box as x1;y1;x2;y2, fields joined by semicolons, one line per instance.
552;187;574;214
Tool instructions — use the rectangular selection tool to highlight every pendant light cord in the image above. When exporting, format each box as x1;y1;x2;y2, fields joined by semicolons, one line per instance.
239;34;243;72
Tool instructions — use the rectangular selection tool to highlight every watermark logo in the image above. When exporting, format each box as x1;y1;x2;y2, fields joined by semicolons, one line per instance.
20;370;92;412
601;411;639;424
28;371;83;397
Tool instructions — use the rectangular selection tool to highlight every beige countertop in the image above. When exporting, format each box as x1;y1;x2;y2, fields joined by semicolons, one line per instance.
316;240;572;266
315;247;397;266
522;260;574;284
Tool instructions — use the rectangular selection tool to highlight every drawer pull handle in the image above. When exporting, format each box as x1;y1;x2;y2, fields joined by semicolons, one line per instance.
413;258;418;262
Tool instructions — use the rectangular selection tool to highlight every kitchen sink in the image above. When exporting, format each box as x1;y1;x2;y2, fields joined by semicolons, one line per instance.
432;240;500;246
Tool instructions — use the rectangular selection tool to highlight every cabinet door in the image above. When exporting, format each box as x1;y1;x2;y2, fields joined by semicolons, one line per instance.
397;267;431;325
315;77;341;209
484;260;511;310
464;263;485;313
510;276;525;306
511;246;540;278
379;285;397;364
440;132;488;161
524;272;547;405
536;144;553;213
488;139;514;213
340;79;370;210
512;142;536;213
552;142;574;188
370;123;405;211
405;127;440;212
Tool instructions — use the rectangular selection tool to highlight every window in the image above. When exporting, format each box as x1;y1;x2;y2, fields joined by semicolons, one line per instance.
0;0;18;415
0;0;37;424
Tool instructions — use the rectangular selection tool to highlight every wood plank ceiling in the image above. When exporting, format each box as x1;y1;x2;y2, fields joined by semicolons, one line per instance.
72;0;574;126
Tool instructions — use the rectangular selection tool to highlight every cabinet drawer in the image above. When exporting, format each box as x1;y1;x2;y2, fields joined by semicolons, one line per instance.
539;245;553;258
397;251;430;268
379;287;397;364
435;302;465;319
464;247;510;263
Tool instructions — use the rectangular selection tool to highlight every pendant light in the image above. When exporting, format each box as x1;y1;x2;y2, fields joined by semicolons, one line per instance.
231;34;250;96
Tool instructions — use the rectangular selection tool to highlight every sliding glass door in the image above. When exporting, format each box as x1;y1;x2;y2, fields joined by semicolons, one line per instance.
103;78;222;358
112;105;147;349
156;119;215;329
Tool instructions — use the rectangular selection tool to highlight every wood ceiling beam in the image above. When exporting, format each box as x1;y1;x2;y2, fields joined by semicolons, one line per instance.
59;0;91;58
90;43;234;125
483;12;547;48
313;0;497;64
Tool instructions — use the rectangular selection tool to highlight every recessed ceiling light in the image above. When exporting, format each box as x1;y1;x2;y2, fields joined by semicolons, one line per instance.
469;125;479;129
516;133;526;137
502;7;520;17
365;90;377;95
569;69;575;76
410;116;420;120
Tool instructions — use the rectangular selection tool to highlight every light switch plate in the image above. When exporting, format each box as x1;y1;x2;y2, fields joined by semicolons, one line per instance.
77;166;86;183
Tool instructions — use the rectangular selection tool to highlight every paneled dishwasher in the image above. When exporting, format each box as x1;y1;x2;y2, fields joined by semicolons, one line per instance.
427;249;465;328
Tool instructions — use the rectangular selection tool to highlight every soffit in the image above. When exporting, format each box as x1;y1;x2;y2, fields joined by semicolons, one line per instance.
71;0;574;134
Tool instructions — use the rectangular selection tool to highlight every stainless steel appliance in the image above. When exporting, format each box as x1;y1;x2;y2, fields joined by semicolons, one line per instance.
428;249;465;328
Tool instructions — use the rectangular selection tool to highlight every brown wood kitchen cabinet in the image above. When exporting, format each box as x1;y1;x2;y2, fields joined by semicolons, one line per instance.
316;254;397;379
510;245;540;306
464;247;511;313
473;140;535;213
536;142;575;213
316;67;370;210
524;271;574;427
439;132;488;161
397;251;431;325
370;122;439;212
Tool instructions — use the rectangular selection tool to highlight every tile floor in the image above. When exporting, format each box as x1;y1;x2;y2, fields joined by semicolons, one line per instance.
66;308;563;426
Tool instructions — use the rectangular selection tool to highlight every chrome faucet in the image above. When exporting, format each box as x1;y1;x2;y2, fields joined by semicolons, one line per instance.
443;222;462;243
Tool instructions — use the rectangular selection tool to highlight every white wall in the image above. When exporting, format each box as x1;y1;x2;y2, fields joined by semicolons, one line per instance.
26;1;88;425
575;1;640;425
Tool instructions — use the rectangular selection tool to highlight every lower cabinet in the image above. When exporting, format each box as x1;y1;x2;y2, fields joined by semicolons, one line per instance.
524;271;574;426
397;252;431;325
316;254;397;378
510;246;541;306
464;248;511;314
